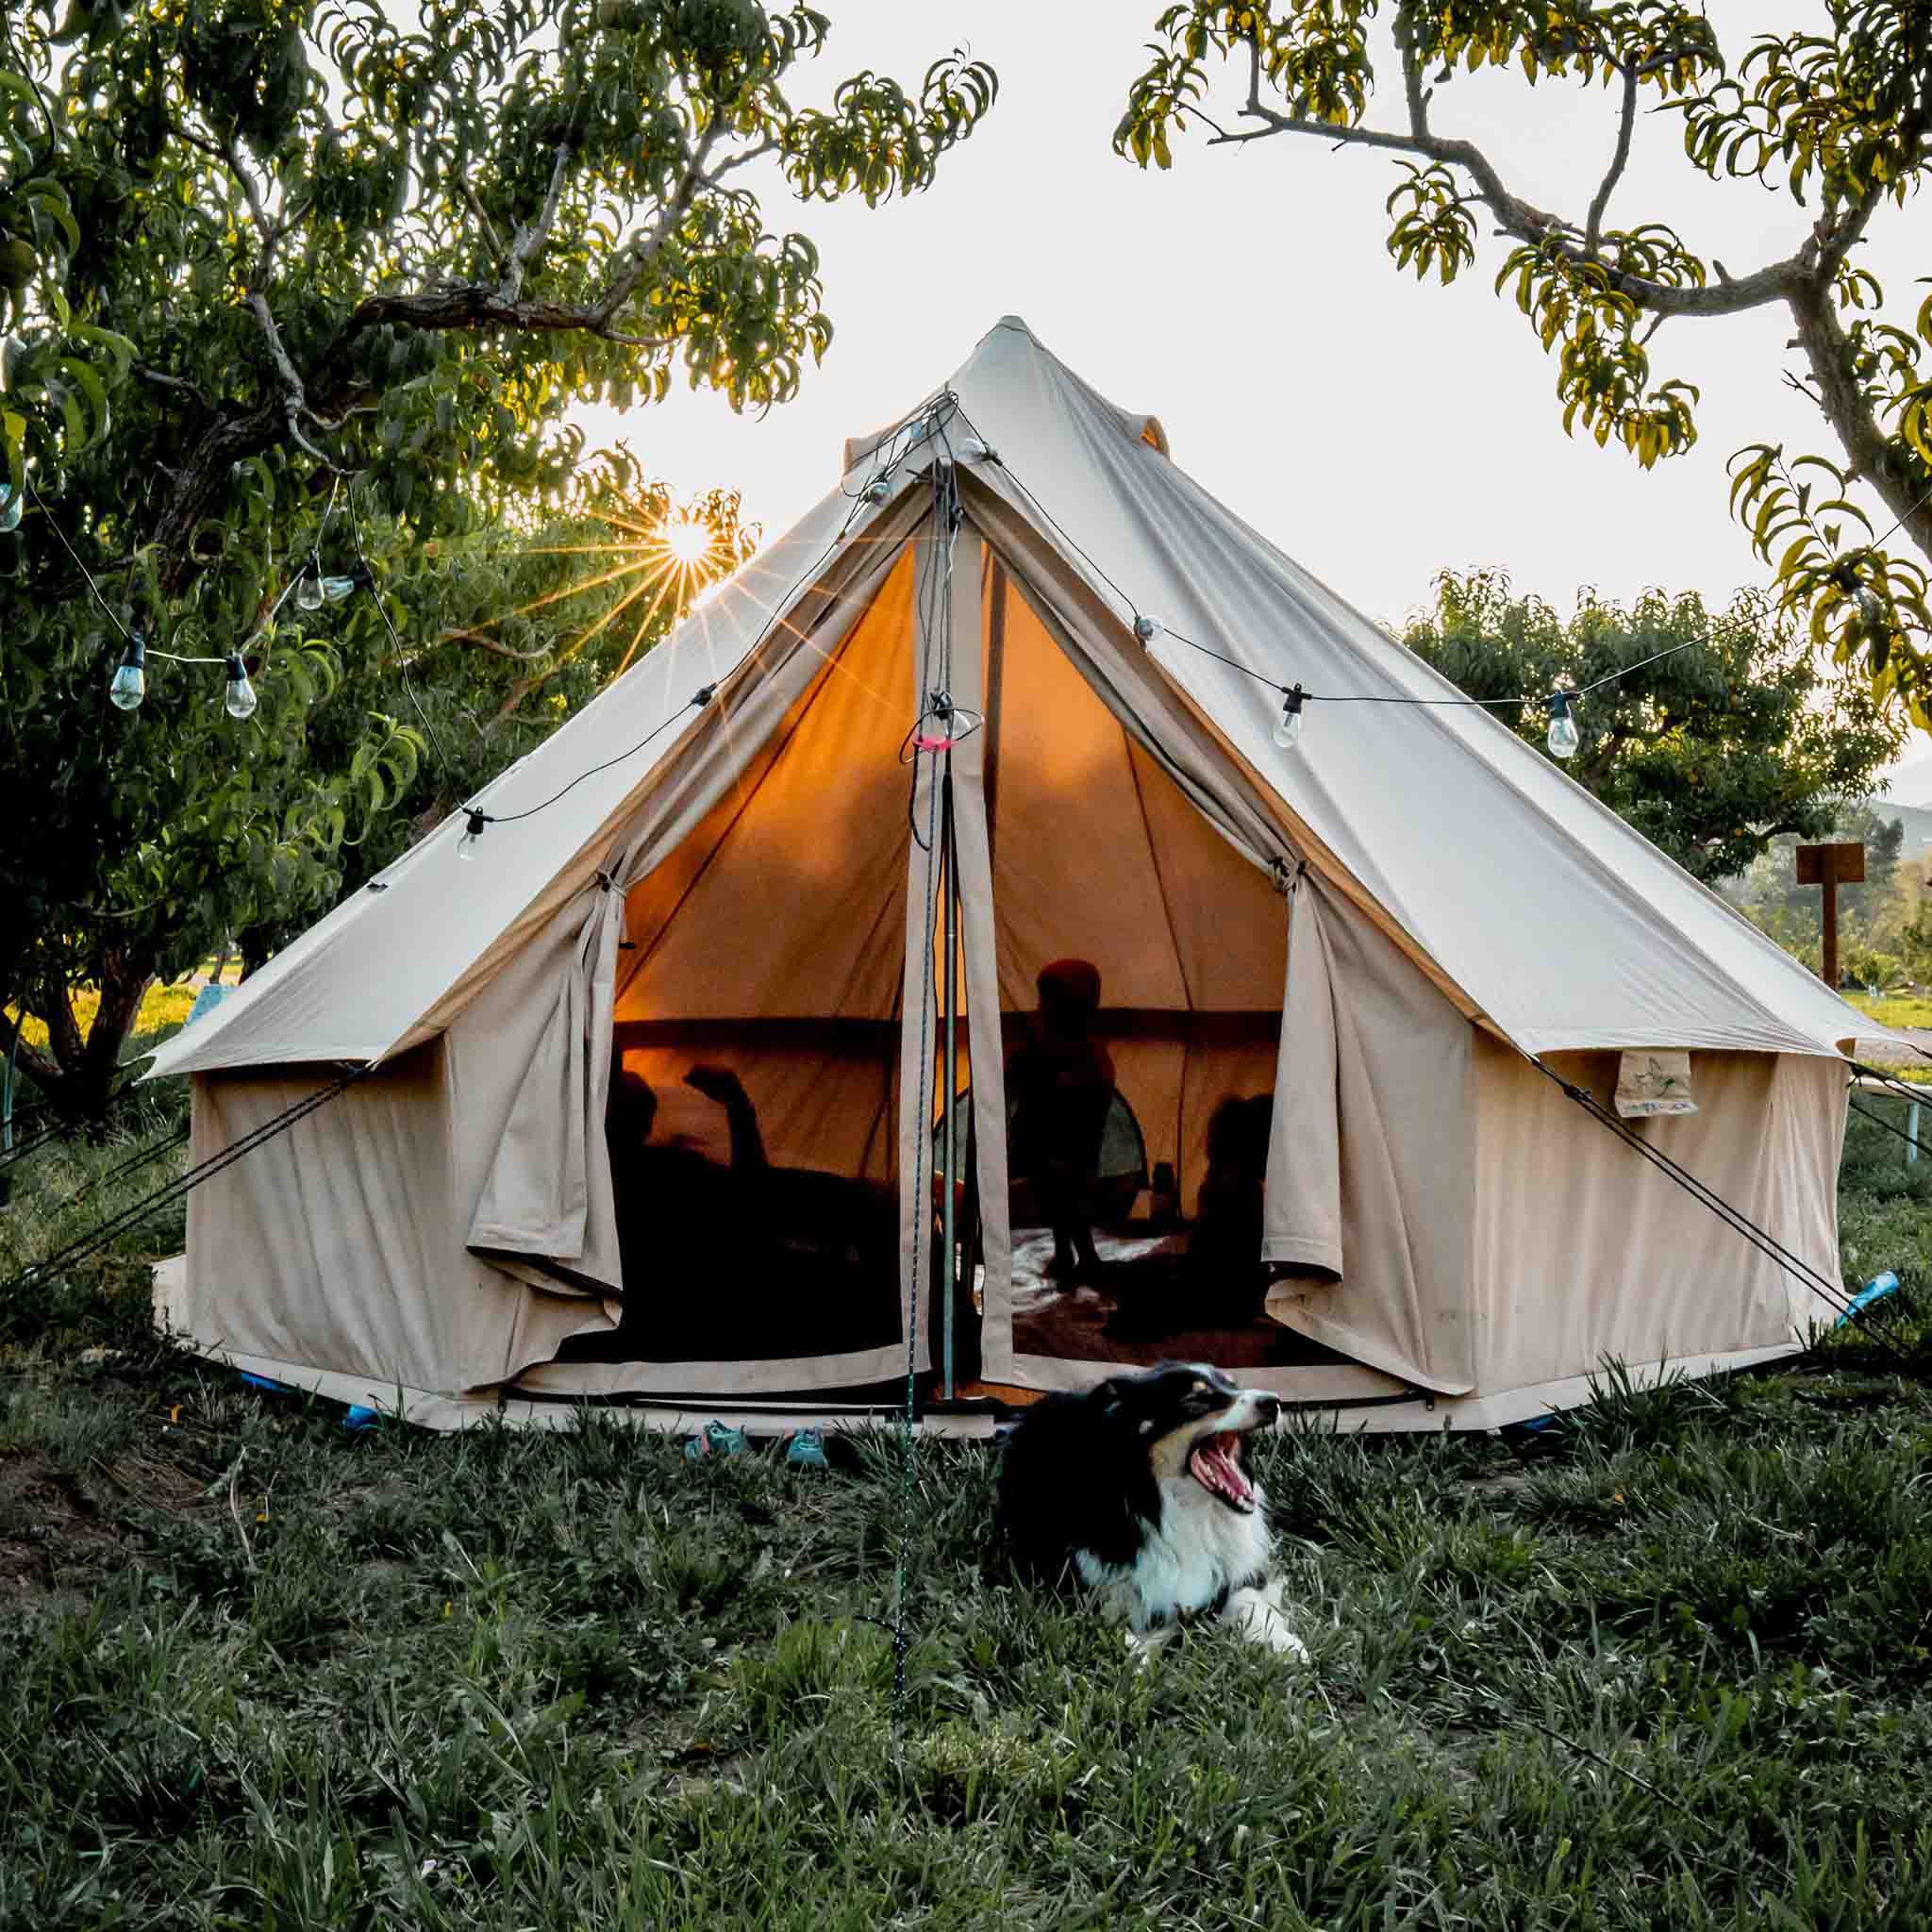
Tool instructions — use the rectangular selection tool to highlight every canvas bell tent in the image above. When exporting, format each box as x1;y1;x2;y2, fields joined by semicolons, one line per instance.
148;315;1891;1432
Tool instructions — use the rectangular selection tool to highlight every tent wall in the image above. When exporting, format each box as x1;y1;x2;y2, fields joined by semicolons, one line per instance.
1468;1041;1844;1396
178;1050;593;1393
1263;883;1478;1394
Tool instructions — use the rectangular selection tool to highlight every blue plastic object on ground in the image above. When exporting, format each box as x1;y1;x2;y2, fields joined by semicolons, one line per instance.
1837;1270;1900;1328
685;1421;746;1460
785;1426;829;1470
343;1405;380;1430
184;983;230;1030
239;1372;291;1394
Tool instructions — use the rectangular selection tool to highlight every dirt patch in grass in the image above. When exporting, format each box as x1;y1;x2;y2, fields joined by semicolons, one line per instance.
0;1452;140;1614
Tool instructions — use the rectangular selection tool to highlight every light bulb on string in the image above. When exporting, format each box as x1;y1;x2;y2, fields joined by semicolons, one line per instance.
317;566;369;605
1133;614;1162;643
1854;582;1887;631
457;808;489;862
1273;684;1306;751
295;560;325;612
862;476;891;505
108;633;146;710
224;653;258;720
0;483;20;534
1544;691;1581;759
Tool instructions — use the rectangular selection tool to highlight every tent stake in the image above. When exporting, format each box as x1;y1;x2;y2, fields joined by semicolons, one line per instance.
941;767;959;1402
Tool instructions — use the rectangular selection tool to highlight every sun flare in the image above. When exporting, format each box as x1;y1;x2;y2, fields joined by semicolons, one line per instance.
662;516;711;567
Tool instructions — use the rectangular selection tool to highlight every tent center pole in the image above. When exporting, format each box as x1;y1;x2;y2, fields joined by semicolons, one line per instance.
941;766;959;1402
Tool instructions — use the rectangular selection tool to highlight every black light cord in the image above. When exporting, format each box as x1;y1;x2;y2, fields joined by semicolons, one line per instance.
463;682;719;835
459;465;913;845
962;413;1699;717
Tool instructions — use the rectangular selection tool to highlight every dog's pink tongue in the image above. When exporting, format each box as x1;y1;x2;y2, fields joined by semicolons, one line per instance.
1191;1439;1254;1506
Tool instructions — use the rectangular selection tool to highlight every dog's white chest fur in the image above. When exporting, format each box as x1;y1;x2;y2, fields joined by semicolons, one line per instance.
1074;1474;1278;1630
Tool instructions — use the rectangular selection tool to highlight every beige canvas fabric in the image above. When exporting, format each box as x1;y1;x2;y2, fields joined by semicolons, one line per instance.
1262;881;1477;1393
149;314;1886;1423
182;1051;593;1391
1470;1042;1845;1392
153;316;1897;1089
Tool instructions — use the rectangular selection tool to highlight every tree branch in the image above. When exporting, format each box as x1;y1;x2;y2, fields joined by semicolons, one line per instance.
458;180;509;276
1789;277;1932;559
133;363;211;410
1812;7;1932;286
1398;28;1430;141
495;140;573;306
591;121;723;327
385;625;555;668
1586;62;1640;258
1209;105;1804;320
242;292;343;471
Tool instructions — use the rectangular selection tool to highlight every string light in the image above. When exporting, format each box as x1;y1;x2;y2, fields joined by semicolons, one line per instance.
1273;683;1305;750
1854;583;1887;631
0;482;19;534
453;683;721;863
224;653;258;721
294;558;325;612
108;633;145;710
945;401;1727;758
1544;691;1581;759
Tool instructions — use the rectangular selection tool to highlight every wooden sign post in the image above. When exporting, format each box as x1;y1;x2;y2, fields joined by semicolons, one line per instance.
1794;841;1866;989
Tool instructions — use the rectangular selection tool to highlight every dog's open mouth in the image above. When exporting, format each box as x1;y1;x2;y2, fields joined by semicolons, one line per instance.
1188;1431;1256;1512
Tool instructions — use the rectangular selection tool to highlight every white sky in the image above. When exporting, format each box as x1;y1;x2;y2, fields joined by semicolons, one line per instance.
570;2;1929;791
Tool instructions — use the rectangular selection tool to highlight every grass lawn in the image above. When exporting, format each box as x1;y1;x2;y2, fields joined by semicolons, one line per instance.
5;1093;1932;1925
1842;991;1932;1034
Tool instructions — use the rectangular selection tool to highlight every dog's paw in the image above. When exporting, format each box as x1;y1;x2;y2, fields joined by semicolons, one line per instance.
1224;1587;1310;1661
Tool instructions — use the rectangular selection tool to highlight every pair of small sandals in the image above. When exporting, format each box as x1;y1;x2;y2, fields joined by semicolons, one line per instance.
683;1420;828;1470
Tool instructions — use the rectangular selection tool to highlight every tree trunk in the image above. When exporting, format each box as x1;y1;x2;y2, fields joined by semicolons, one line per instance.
14;954;154;1133
239;928;277;980
1788;279;1932;567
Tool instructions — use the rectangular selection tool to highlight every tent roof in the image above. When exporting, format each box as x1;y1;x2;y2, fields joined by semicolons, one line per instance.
149;316;1892;1081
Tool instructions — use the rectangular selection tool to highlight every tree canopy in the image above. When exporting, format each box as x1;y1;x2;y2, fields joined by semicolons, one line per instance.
1116;3;1932;721
0;0;994;1118
1404;568;1904;882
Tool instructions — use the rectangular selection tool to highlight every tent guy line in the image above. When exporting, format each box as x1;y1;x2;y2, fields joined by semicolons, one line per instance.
1847;1094;1930;1164
2;1067;365;1299
1534;1059;1909;1356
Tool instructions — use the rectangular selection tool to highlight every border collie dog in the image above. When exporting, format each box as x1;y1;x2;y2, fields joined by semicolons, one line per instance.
996;1362;1307;1660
